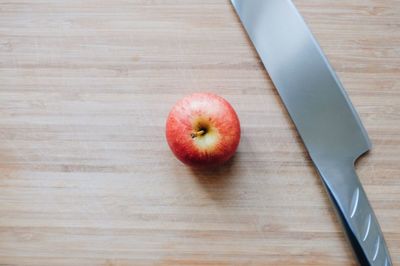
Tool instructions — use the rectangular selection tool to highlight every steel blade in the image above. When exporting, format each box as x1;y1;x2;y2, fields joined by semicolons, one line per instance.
231;0;370;165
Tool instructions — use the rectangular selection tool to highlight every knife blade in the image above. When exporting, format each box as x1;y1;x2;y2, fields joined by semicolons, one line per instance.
231;0;392;265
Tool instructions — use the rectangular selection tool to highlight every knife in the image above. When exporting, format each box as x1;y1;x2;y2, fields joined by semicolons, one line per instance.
231;0;392;265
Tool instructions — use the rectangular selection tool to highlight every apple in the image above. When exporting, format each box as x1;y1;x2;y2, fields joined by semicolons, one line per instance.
166;93;241;167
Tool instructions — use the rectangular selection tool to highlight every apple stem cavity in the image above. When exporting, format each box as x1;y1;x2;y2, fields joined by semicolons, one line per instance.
190;129;206;138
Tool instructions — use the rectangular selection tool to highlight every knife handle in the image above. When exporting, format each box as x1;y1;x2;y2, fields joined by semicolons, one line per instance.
318;162;392;266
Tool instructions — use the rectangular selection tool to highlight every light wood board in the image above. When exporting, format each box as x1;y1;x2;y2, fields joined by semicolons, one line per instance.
0;0;399;265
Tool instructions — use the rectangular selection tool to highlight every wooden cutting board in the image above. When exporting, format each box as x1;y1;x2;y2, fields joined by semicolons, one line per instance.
0;0;399;265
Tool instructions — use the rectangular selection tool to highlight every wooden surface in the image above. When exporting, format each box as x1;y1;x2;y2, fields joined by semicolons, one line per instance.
0;0;399;265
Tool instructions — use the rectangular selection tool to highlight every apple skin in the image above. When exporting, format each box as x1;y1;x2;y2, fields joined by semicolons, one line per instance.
166;93;241;167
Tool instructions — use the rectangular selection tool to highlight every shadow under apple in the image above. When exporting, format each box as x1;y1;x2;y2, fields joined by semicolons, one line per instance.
189;152;242;202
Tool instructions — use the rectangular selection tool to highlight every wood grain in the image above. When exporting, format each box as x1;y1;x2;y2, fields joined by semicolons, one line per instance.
0;0;399;265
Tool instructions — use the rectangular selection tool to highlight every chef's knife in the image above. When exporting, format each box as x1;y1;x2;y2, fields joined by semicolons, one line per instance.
231;0;392;265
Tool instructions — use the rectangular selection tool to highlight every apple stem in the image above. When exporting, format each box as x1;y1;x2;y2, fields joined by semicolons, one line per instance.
191;130;205;138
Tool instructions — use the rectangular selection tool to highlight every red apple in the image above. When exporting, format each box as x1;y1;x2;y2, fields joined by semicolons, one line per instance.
166;93;241;167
